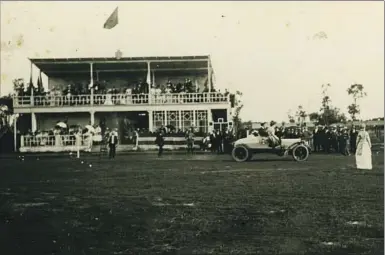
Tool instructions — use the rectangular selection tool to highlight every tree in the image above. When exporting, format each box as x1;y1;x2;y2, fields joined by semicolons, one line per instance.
319;83;332;125
309;112;320;123
13;78;25;96
347;83;367;121
242;120;253;129
311;83;347;125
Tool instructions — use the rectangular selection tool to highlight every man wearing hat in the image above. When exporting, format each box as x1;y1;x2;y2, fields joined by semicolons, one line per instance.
350;126;358;153
108;128;119;159
330;125;339;153
313;125;321;152
323;127;332;153
340;127;350;156
258;122;268;137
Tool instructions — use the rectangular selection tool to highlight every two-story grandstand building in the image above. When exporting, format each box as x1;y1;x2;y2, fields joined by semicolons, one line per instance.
13;55;234;152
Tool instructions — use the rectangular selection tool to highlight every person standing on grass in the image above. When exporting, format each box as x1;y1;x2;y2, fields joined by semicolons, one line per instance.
312;126;321;152
209;131;217;153
301;126;313;148
108;129;118;159
155;129;165;157
323;127;332;153
350;126;358;153
340;127;350;156
186;127;195;154
355;124;372;170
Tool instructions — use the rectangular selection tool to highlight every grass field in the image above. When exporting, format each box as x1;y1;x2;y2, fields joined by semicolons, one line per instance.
0;152;383;255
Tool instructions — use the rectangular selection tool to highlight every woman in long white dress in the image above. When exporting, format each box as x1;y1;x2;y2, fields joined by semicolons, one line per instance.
54;129;63;147
104;91;113;105
355;124;372;170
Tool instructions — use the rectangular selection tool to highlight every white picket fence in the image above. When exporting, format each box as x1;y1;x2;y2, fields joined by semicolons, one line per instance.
19;134;204;152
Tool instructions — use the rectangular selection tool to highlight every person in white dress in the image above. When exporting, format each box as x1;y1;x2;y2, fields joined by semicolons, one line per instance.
104;90;113;105
74;129;82;152
85;130;93;152
355;124;372;170
267;121;280;147
125;88;132;104
155;86;162;104
93;125;102;143
54;129;63;147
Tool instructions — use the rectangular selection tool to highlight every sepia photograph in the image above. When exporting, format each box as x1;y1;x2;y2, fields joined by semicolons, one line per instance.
0;1;384;254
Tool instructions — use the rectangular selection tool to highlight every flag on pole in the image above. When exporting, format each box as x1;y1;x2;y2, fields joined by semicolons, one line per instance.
103;7;119;29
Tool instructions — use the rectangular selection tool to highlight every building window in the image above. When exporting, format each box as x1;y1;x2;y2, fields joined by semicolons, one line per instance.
181;110;194;131
195;110;208;134
166;111;179;131
153;111;165;130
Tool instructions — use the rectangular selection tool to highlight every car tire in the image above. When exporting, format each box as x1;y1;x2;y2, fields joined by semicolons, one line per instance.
292;144;309;162
232;146;250;162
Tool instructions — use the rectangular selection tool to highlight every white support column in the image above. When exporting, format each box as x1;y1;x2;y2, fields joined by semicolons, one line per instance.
208;109;213;133
30;61;34;106
148;110;153;132
164;110;168;127
178;110;182;130
90;63;94;105
147;61;152;103
90;111;95;125
14;117;17;152
227;108;233;132
207;59;211;93
192;110;196;130
31;112;37;132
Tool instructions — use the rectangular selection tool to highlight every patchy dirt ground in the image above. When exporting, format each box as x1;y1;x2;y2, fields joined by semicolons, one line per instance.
0;153;383;255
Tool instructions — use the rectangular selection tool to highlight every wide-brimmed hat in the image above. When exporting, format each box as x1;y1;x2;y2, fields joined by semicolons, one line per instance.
270;120;276;126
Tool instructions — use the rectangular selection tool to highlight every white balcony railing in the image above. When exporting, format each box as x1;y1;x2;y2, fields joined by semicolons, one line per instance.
13;92;229;108
21;134;91;148
93;93;149;105
151;92;227;104
14;95;92;107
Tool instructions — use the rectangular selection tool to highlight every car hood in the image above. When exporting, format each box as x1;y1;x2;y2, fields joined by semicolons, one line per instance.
233;136;302;147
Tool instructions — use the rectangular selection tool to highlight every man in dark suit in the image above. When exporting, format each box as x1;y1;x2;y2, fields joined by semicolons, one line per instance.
215;129;223;154
185;128;195;154
312;126;321;152
209;131;217;153
258;123;268;137
323;127;332;153
155;129;165;157
108;129;118;159
350;126;358;153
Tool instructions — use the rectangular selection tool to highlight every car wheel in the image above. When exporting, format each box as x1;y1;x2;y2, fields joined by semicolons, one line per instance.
232;146;250;162
292;144;309;162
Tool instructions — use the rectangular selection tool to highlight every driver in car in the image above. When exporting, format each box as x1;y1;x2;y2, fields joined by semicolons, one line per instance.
267;121;280;148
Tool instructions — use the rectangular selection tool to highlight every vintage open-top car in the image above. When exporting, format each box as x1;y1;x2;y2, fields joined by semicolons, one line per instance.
231;131;311;162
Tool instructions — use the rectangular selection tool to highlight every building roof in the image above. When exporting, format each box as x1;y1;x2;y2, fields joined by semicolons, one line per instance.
30;55;210;76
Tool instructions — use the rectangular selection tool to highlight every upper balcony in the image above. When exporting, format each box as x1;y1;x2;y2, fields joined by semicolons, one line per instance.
14;55;232;112
13;92;230;112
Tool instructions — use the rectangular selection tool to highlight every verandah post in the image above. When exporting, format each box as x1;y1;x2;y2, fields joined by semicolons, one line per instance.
90;63;94;105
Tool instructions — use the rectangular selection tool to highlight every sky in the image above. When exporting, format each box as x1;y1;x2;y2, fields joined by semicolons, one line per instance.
0;1;384;122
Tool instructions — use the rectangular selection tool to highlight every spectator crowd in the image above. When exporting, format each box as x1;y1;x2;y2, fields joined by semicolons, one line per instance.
15;78;230;106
